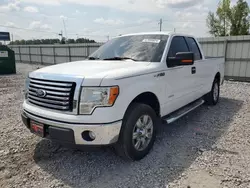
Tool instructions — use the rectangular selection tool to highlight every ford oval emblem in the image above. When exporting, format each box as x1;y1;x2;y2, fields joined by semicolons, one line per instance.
36;89;47;98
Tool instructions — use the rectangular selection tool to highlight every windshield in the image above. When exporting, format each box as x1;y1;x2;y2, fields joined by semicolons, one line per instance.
89;34;169;62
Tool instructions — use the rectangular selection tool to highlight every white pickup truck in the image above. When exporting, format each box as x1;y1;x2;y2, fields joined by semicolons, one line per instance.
21;32;225;160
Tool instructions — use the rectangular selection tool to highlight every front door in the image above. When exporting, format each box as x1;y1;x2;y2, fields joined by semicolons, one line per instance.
162;36;197;116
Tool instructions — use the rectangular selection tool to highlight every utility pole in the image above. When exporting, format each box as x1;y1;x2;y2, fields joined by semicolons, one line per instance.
159;18;162;32
107;35;110;41
58;30;63;40
62;18;68;40
174;28;176;33
11;33;14;43
223;0;226;36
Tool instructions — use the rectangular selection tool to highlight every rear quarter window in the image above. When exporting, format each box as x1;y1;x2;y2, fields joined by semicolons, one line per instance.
186;37;202;60
167;36;189;57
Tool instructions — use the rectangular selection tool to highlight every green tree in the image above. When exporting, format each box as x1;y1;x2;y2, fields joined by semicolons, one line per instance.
207;0;250;36
9;37;96;45
76;38;96;43
230;0;250;35
67;39;75;43
20;39;26;45
207;0;231;36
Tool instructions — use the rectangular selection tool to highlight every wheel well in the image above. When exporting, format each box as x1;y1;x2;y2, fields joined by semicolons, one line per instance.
215;72;221;83
129;92;160;117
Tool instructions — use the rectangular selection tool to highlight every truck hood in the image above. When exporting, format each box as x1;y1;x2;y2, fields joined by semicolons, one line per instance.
30;60;153;86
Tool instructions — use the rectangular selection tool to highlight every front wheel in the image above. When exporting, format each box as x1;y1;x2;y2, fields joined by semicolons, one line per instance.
114;103;157;161
204;78;220;105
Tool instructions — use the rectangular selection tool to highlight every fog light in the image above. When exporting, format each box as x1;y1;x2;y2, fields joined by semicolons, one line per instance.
82;131;96;141
89;131;96;140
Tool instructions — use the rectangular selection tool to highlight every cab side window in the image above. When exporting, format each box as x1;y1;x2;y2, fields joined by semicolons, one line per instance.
167;36;189;57
186;37;202;60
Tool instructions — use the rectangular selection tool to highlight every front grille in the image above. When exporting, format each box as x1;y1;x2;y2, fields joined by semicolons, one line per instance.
28;78;76;111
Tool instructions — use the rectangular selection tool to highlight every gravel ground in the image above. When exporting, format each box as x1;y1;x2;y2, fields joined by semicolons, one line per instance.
1;63;250;188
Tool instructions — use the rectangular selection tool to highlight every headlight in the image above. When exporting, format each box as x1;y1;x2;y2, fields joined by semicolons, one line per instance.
79;86;119;114
24;77;30;99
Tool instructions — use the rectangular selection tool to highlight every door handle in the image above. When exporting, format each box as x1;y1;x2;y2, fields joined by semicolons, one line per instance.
191;67;196;74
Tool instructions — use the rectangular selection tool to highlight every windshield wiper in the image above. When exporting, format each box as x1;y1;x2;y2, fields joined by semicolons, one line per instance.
103;56;138;61
88;57;100;60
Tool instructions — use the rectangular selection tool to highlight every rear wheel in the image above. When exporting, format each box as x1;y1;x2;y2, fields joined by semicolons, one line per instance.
114;103;157;161
204;78;220;105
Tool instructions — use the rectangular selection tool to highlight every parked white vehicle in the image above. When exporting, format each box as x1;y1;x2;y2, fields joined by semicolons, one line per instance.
21;32;225;160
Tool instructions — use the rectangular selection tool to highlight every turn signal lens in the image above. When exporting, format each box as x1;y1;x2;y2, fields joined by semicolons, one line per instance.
108;87;119;105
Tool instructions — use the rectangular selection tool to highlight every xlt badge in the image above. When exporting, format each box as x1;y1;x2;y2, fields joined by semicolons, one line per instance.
154;72;165;78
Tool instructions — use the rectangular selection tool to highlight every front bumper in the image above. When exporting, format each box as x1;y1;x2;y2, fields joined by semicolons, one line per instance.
21;110;122;145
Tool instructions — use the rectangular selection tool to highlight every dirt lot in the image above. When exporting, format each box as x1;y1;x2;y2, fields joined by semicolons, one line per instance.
0;63;250;188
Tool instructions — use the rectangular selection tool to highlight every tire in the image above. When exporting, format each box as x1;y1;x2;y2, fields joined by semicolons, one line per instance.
204;78;220;105
114;103;157;161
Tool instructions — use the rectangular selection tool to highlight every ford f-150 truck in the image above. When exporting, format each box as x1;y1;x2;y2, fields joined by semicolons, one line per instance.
21;32;225;161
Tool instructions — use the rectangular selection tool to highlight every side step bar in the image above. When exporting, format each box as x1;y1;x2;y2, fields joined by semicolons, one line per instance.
163;99;204;124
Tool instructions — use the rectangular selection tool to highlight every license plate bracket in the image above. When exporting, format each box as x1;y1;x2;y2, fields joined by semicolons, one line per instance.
30;120;44;137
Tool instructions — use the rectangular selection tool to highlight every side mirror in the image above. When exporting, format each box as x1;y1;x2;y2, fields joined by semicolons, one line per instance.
167;52;194;68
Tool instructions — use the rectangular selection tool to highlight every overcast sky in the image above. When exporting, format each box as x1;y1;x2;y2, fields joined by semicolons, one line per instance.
0;0;242;42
